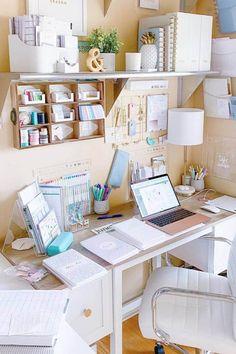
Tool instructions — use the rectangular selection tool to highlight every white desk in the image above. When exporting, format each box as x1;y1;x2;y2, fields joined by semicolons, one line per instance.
3;192;236;354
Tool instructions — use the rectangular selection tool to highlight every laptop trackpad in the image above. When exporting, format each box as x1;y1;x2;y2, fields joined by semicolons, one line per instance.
161;214;210;235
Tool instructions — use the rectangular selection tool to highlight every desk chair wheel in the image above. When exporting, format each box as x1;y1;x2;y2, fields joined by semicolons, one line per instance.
154;343;165;354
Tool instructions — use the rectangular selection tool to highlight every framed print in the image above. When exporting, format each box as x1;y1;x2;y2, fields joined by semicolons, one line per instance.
26;0;87;35
139;0;159;10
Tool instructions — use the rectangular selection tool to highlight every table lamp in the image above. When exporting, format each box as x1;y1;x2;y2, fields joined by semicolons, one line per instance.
168;108;204;187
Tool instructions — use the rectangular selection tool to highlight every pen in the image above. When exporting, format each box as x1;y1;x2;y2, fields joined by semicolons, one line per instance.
97;213;123;220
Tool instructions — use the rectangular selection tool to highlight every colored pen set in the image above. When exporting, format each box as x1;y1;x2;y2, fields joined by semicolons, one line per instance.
92;184;112;201
189;165;208;180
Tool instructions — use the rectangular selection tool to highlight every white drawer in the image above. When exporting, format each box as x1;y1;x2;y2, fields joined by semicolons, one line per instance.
66;271;112;345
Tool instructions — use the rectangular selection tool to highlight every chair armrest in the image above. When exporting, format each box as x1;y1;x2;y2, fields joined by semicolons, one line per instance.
200;235;232;245
151;286;236;345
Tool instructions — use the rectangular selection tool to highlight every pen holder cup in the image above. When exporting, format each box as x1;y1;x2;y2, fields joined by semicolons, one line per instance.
190;179;205;192
94;199;110;215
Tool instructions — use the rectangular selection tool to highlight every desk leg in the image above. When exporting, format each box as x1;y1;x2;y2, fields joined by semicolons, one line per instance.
110;267;123;354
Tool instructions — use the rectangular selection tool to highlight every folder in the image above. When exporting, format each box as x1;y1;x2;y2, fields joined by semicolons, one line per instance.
106;149;129;188
215;0;236;33
203;77;232;118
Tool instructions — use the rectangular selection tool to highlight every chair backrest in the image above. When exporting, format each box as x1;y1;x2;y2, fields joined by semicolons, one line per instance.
227;234;236;296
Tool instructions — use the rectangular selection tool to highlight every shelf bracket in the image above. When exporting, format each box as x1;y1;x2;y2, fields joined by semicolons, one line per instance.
106;78;128;114
104;0;112;16
177;75;205;107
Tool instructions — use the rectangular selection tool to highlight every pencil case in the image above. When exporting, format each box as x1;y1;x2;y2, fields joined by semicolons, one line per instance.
46;231;73;256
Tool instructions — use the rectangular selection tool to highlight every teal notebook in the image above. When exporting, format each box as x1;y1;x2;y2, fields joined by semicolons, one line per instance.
107;149;129;188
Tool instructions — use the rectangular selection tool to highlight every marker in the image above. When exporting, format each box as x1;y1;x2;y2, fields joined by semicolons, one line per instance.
97;213;123;220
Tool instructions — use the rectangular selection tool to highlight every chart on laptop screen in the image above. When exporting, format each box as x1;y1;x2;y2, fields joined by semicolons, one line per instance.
131;175;179;218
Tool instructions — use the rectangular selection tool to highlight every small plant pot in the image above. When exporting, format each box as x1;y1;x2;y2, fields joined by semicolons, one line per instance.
100;53;116;71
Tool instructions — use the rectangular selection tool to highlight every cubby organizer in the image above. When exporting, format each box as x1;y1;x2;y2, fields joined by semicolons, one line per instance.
11;80;105;149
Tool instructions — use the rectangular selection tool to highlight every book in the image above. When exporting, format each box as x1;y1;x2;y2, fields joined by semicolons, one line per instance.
25;193;50;253
113;218;170;250
81;231;140;264
43;249;107;288
0;290;69;347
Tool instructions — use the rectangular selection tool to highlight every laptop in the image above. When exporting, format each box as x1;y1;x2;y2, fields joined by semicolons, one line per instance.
131;174;210;235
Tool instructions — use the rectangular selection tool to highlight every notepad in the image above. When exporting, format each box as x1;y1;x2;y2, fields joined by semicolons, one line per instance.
81;232;139;264
113;218;170;250
0;290;69;347
43;249;107;288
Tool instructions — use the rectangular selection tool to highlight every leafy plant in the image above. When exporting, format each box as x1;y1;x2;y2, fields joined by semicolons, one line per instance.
88;28;123;53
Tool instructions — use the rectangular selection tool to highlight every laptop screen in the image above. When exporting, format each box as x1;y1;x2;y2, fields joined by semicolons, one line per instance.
131;174;180;218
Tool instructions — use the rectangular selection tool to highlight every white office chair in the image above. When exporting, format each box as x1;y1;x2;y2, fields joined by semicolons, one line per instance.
139;235;236;354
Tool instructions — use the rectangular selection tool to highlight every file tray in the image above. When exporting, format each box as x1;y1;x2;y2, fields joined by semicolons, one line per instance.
8;35;79;73
46;231;73;256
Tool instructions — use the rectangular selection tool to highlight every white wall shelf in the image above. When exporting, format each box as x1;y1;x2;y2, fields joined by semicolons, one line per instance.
0;70;218;125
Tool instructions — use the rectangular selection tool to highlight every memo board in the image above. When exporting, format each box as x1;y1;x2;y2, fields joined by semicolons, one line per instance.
26;0;87;35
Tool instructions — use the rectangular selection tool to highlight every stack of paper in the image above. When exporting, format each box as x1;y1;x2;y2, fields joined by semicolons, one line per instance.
0;290;69;347
43;249;107;288
81;232;140;264
113;218;170;250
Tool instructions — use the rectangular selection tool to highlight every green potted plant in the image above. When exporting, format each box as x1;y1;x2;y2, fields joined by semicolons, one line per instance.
88;28;123;71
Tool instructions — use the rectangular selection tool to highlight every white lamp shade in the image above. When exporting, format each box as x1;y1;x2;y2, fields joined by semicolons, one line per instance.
168;108;204;146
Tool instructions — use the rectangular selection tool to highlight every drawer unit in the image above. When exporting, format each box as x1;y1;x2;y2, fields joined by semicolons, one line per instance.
66;271;113;344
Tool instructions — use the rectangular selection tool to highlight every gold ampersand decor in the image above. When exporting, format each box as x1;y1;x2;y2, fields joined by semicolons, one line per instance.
86;48;104;72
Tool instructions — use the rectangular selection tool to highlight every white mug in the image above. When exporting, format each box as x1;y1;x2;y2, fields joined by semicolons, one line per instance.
125;53;141;71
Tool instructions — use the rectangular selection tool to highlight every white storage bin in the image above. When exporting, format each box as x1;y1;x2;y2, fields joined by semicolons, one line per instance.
8;35;79;73
51;92;74;103
211;38;236;76
52;110;75;123
79;91;100;101
21;94;46;105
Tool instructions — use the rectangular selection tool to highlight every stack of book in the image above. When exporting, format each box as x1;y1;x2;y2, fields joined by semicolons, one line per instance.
18;182;61;254
139;12;213;72
0;290;69;347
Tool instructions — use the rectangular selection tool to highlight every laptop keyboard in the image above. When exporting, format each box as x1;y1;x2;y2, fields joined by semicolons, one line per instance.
149;208;195;227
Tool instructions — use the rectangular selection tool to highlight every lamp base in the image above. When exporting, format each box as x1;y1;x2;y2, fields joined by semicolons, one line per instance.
174;185;195;197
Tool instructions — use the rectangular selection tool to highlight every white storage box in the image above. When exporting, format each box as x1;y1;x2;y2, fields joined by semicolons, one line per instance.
8;35;79;73
56;61;79;73
51;92;74;103
79;91;100;101
21;94;46;105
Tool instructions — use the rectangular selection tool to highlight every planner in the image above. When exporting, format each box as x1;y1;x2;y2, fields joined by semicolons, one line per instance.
81;231;139;264
43;249;107;288
0;290;69;347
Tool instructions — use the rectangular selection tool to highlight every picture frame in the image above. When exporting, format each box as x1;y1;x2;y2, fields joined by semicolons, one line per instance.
139;0;159;10
26;0;87;36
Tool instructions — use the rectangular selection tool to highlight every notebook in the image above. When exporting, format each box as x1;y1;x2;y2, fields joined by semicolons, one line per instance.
0;290;69;347
81;231;140;264
113;218;170;250
43;249;107;288
131;174;210;235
